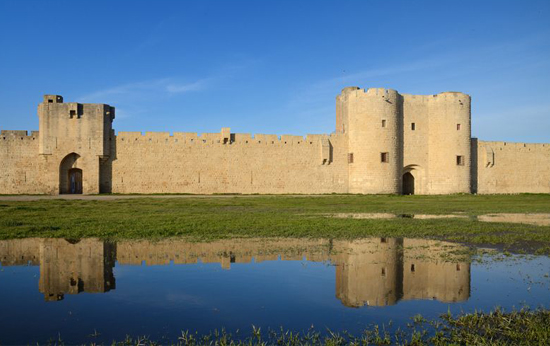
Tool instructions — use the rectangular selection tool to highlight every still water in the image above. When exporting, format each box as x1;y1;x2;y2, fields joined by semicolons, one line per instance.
0;237;548;344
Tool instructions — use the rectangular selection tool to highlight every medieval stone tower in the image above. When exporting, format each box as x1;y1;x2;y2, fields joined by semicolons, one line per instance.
337;87;471;195
37;95;115;194
1;87;548;195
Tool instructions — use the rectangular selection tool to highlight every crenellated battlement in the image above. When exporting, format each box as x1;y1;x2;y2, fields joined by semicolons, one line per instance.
115;129;343;146
1;88;548;195
1;130;39;141
478;140;550;151
339;87;470;103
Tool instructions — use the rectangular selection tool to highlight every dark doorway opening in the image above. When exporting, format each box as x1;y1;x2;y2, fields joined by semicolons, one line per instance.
403;172;414;195
68;168;83;194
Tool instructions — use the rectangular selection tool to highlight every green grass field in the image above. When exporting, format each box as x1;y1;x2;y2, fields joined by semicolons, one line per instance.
0;194;549;253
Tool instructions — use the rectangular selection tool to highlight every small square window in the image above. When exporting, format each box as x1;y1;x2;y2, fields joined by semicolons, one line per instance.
348;153;354;164
69;110;76;118
381;152;389;163
456;155;465;166
411;123;416;131
457;124;461;130
382;119;386;127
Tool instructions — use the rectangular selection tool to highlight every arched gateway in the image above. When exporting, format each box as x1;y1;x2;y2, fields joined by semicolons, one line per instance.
402;172;414;195
59;153;82;194
68;168;83;194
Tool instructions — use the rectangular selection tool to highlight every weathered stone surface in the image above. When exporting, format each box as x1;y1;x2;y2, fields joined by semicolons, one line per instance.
0;87;548;195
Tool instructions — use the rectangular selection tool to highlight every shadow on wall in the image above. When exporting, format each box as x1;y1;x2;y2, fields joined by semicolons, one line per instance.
471;138;478;194
99;130;116;194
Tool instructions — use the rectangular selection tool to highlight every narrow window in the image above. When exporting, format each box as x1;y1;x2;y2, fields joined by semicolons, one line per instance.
70;110;76;118
456;155;465;166
348;153;354;164
457;123;461;130
411;123;416;131
456;264;461;271
411;264;415;272
381;152;389;163
381;268;386;277
382;119;386;127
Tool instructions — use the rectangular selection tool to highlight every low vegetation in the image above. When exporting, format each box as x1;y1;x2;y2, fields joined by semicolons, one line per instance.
44;308;550;345
0;194;549;253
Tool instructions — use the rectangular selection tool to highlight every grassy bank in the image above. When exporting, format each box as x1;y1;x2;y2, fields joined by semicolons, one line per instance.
45;308;550;345
0;194;549;252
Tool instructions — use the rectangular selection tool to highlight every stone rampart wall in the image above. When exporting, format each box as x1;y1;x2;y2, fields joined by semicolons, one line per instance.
473;140;550;194
109;131;349;194
0;130;44;194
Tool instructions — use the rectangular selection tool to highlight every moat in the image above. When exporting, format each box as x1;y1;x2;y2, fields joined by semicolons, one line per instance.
0;237;548;344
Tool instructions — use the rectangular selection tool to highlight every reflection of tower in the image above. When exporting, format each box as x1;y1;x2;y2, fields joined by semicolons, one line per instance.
38;238;116;301
334;238;403;307
402;239;470;302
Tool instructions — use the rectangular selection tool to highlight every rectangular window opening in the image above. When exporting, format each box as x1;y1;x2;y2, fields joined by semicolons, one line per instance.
382;119;386;127
457;123;461;130
69;110;76;118
381;152;389;163
456;155;465;166
411;264;415;272
411;123;416;131
348;153;354;164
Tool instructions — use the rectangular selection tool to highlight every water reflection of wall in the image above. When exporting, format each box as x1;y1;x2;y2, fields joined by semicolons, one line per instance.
402;239;470;303
0;238;116;301
333;238;403;307
0;238;469;306
40;239;116;301
332;238;470;307
0;239;40;266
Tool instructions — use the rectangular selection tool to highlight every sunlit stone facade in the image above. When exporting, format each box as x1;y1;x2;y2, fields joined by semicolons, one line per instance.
1;89;549;195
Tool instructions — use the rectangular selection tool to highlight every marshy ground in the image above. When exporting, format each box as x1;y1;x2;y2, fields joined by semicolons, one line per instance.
0;194;549;254
1;194;549;345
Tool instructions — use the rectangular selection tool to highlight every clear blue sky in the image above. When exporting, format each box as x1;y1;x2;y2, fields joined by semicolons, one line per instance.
1;0;549;142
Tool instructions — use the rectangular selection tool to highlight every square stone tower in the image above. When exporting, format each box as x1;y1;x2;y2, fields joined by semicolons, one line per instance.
37;95;115;194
